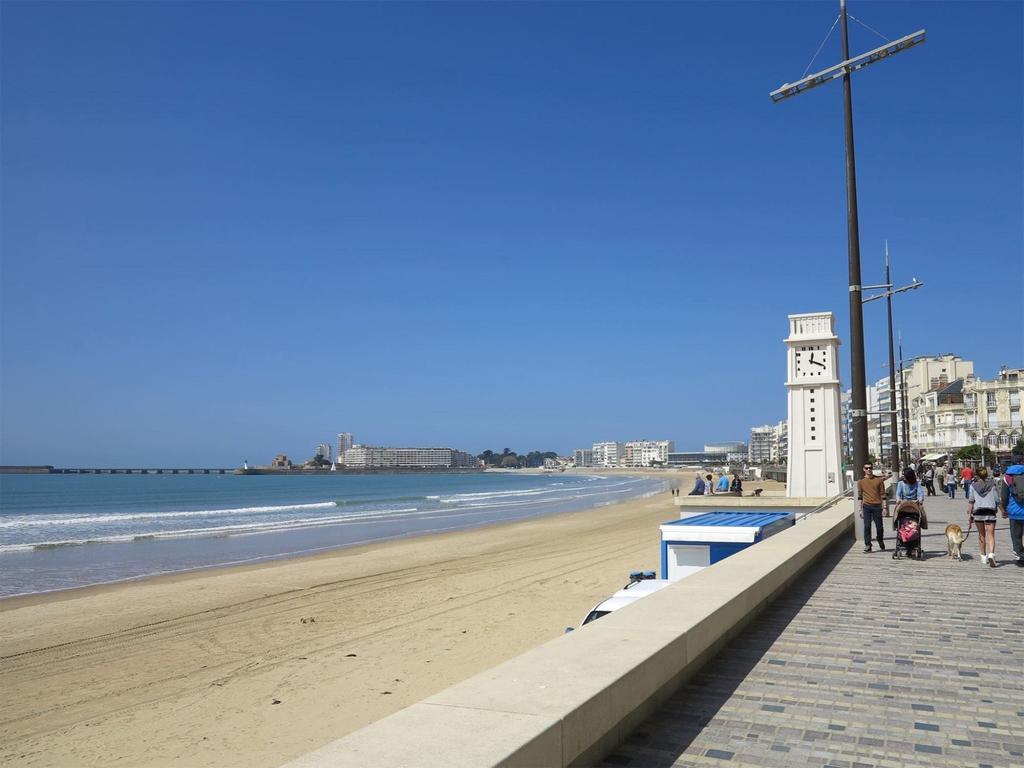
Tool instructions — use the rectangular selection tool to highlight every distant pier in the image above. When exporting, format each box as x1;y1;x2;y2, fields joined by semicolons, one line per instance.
0;466;233;475
0;465;485;476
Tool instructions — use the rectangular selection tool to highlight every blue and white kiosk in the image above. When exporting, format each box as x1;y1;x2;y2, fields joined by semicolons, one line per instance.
660;511;795;582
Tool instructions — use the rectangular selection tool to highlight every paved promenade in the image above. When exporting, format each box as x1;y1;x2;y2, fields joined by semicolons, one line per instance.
599;492;1023;768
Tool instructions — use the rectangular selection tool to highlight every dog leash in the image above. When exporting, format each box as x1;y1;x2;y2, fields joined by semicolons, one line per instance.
963;514;973;542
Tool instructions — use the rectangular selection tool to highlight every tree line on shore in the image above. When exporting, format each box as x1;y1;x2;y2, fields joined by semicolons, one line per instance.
478;449;558;469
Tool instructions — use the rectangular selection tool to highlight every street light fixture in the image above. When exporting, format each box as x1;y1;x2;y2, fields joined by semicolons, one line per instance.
770;1;926;482
861;278;923;304
770;29;927;104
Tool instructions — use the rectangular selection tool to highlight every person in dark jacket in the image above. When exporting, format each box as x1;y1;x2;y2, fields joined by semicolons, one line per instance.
688;473;706;496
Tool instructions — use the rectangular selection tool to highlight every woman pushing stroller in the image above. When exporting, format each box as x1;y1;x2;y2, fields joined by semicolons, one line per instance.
893;468;928;560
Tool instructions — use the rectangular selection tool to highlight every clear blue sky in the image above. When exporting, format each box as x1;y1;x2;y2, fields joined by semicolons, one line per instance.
2;1;1021;466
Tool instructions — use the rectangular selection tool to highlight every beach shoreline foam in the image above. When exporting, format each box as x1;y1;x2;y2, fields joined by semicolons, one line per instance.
0;471;664;598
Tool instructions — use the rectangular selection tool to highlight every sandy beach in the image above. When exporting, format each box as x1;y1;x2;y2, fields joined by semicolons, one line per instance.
0;474;780;767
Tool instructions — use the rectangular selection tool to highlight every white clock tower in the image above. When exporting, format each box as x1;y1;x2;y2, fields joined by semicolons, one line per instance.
785;312;844;498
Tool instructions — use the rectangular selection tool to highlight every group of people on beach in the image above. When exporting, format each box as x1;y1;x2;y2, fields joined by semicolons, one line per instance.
674;471;742;496
857;462;1024;566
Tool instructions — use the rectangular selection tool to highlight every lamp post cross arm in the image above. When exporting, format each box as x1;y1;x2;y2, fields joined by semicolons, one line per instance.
770;28;927;103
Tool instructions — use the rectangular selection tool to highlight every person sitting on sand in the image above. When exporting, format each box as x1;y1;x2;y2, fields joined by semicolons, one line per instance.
715;473;730;493
688;474;706;495
704;474;714;495
730;474;743;494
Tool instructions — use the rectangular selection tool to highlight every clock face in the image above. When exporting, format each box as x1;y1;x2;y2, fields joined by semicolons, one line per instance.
794;345;829;378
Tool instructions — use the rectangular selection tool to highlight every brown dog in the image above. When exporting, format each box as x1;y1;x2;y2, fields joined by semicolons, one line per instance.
945;524;966;560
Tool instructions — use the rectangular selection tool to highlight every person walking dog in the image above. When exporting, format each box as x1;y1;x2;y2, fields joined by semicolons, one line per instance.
968;467;999;567
858;464;888;553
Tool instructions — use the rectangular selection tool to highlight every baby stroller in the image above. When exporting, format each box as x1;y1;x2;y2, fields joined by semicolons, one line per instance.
892;500;926;560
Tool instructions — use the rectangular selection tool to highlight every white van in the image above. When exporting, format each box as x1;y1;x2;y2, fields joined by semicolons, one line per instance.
578;574;671;627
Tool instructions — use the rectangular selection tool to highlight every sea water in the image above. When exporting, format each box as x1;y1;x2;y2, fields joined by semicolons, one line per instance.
0;472;665;597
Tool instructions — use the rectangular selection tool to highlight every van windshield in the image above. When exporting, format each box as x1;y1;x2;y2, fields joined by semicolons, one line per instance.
581;610;611;626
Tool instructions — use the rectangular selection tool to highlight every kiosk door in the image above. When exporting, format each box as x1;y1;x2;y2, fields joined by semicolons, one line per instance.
667;544;710;581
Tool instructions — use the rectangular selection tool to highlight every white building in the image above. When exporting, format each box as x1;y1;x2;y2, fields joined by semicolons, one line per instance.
591;442;625;467
336;433;354;459
903;354;974;405
785;312;844;498
902;355;974;457
871;375;902;465
623;440;675;467
704;442;747;461
884;364;1022;459
315;443;332;462
772;420;788;463
911;379;971;454
748;425;776;464
843;385;877;464
340;446;477;469
964;367;1022;454
572;448;593;467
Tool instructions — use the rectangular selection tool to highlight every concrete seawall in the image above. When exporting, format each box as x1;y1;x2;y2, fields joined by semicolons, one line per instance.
282;499;854;768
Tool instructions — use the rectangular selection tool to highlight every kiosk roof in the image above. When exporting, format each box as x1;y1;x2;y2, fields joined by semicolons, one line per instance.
662;511;793;529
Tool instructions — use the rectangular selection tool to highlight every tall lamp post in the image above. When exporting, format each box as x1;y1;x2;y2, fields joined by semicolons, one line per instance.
862;243;923;471
770;1;926;481
898;334;911;468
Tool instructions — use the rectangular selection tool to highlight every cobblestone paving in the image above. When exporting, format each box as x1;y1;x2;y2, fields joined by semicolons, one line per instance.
597;493;1024;768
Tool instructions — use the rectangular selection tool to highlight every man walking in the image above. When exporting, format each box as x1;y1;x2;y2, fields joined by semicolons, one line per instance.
944;465;957;499
999;464;1024;567
858;464;888;553
961;465;975;499
924;465;936;496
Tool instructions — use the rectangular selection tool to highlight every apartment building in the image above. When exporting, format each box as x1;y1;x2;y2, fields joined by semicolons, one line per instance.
876;355;971;463
572;449;593;467
904;364;1021;457
772;420;788;463
622;440;675;467
340;446;477;469
911;379;971;453
337;432;354;458
841;385;882;463
591;442;625;467
966;367;1023;452
748;425;775;464
704;442;747;463
872;376;900;465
